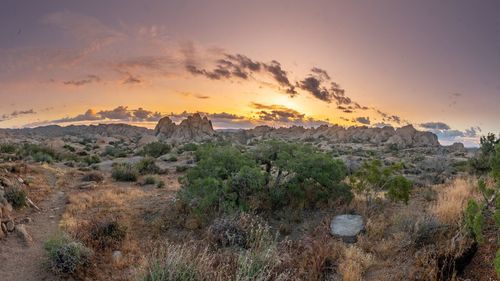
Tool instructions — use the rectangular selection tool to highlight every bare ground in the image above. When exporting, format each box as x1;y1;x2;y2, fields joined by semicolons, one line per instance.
0;167;65;281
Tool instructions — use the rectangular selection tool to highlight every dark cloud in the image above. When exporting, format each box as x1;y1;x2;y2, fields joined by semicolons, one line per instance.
0;109;36;122
63;74;101;86
420;122;451;130
50;106;163;124
122;74;142;84
250;102;328;127
354;117;371;125
264;60;297;95
297;68;351;105
209;112;244;120
310;67;330;80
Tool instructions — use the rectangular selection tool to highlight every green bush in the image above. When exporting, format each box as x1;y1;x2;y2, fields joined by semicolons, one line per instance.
176;165;190;173
136;157;161;175
141;142;171;158
156;180;166;189
5;186;27;209
349;159;412;205
178;143;198;154
464;199;484;243
102;145;128;158
143;175;157;185
18;143;57;162
0;143;17;154
166;156;178;162
44;234;92;274
33;151;54;163
112;163;138;182
179;141;352;217
82;155;101;166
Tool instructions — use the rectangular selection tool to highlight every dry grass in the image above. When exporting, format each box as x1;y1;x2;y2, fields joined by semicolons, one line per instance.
338;245;375;281
430;178;478;226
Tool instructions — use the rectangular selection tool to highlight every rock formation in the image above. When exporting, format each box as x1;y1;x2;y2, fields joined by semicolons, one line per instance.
154;113;215;142
229;124;439;148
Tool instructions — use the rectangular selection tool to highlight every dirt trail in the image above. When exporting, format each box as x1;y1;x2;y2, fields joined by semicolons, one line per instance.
0;169;66;281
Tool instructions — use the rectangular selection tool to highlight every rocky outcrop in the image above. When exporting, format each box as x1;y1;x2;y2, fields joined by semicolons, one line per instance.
155;113;215;142
233;124;439;148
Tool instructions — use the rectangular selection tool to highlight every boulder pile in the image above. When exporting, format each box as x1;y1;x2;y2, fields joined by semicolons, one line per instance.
154;113;215;143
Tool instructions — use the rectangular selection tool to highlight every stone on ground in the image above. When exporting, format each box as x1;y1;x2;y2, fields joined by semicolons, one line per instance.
330;214;364;243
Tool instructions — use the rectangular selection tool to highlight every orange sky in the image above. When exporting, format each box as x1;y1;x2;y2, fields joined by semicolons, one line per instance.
1;1;499;147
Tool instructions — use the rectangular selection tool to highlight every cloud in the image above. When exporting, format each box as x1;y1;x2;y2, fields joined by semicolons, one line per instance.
250;102;328;127
179;92;210;99
420;122;451;130
264;60;297;95
122;74;142;84
297;68;351;105
0;109;36;122
47;106;164;125
354;117;371;125
419;122;482;146
183;49;298;95
63;75;101;86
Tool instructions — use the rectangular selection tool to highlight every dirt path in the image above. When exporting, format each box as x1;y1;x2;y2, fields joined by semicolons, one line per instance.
0;169;66;281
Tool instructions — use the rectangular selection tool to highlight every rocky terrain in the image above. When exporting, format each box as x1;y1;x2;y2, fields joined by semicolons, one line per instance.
1;113;494;281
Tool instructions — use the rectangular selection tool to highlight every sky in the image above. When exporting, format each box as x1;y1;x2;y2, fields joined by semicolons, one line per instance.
1;0;499;146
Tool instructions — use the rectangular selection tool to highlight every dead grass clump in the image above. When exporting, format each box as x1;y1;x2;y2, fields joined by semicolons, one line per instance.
430;178;478;226
338;245;375;281
288;234;343;280
78;218;128;251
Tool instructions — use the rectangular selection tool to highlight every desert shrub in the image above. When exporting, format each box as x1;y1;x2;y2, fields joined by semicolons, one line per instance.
88;219;127;250
18;143;58;161
141;142;171;158
156;180;165;188
63;144;76;152
81;171;104;183
180;142;352;218
143;244;208;281
165;155;178;162
112;163;138;182
430;178;477;226
412;216;446;247
44;234;92;274
4;186;27;209
102;145;128;158
469;133;499;174
208;216;247;248
464;199;485;243
0;143;17;153
349;159;412;205
338;245;374;281
252;140;352;208
33;151;54;163
143;175;157;185
176;165;190;173
179;143;198;153
136;157;161;175
82;155;101;166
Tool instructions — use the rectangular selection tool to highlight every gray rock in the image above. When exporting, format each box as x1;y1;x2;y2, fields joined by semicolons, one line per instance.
330;214;364;243
112;250;123;263
5;220;14;232
15;224;33;246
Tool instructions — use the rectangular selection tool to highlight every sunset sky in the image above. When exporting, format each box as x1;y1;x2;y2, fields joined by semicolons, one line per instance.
1;0;499;146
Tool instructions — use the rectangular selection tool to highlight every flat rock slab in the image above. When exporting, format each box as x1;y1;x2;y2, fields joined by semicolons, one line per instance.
330;214;364;243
